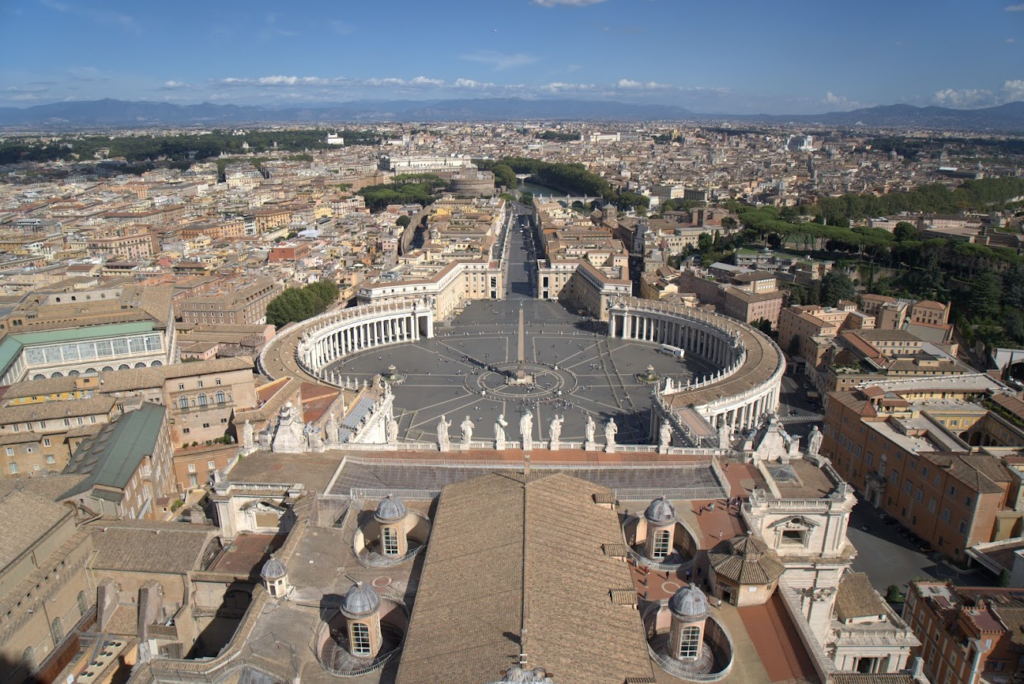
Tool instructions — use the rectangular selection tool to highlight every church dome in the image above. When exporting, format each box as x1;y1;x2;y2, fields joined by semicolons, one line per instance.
341;582;380;618
669;585;710;621
260;557;287;580
645;496;677;525
374;494;407;522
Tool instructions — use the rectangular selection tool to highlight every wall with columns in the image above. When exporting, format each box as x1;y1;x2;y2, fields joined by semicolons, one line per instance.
609;298;785;437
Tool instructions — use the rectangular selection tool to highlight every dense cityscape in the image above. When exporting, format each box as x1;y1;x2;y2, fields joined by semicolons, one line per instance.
4;1;1024;683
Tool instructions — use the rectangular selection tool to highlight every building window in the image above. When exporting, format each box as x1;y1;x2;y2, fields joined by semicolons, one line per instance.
949;485;957;496
77;590;88;616
965;496;973;507
941;508;951;523
207;460;216;470
5;447;12;456
178;383;185;391
652;529;671;559
8;463;17;474
179;396;188;410
958;520;967;534
43;438;51;447
183;428;190;434
351;622;371;656
50;616;63;644
382;527;399;556
679;625;701;659
215;378;222;386
188;464;196;473
216;391;225;404
198;394;207;407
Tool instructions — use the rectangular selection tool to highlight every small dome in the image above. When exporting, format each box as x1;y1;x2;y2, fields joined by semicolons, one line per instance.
341;582;380;618
260;557;287;580
645;496;677;525
374;494;407;522
669;585;710;621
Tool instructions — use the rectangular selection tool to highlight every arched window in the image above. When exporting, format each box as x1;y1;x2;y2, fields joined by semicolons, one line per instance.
33;374;45;381
198;394;207;407
50;616;63;644
68;370;80;377
652;529;671;560
22;646;36;672
350;622;371;656
179;396;189;411
50;372;63;379
118;364;130;371
382;527;399;556
77;590;88;617
216;391;225;405
679;626;701;659
151;360;162;367
134;362;146;369
102;366;114;372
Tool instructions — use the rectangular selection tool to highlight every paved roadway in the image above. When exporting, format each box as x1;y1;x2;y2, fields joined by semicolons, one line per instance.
331;214;716;446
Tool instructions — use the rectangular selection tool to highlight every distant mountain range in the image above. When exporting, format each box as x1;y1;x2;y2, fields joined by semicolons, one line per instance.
1;97;1024;132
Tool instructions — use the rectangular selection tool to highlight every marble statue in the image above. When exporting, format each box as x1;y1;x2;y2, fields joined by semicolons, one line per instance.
325;412;340;447
659;420;672;452
604;419;618;453
387;417;399;445
520;410;534;450
437;415;451;452
495;414;508;450
585;415;596;444
241;419;254;450
549;415;563;450
718;422;731;449
272;401;305;453
807;425;823;456
461;416;475;445
305;423;323;451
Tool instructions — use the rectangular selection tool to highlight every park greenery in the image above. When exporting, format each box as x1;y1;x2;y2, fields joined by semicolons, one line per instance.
0;129;381;166
356;174;448;211
265;280;339;329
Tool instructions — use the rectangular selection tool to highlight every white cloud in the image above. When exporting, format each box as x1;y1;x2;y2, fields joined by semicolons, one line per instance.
40;0;140;35
1005;3;1024;10
933;87;994;107
460;51;539;70
161;80;189;90
930;81;1024;108
540;82;596;93
410;76;444;86
532;0;606;6
330;21;354;35
616;79;669;90
1003;79;1024;101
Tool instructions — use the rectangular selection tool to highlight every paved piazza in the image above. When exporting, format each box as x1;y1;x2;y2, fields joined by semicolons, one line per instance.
327;297;716;446
327;220;716;447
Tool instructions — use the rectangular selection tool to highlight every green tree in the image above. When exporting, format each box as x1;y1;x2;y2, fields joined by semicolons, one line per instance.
999;569;1012;587
697;232;713;252
396;215;411;229
885;585;905;603
969;270;1003;319
893;221;919;242
821;271;856;307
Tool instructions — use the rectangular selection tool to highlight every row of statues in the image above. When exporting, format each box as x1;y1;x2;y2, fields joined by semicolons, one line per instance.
436;412;627;451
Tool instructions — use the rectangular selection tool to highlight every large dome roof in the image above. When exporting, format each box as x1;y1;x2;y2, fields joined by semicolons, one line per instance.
260;557;287;580
375;494;407;522
669;585;710;621
644;496;677;525
341;582;380;618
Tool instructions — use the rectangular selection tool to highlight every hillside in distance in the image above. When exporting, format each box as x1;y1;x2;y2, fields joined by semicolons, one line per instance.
0;98;693;127
1;98;1023;131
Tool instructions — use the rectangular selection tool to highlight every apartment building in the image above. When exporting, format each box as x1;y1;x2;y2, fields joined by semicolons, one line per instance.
177;279;282;326
0;479;95;683
904;582;1024;684
822;387;1022;561
61;403;174;521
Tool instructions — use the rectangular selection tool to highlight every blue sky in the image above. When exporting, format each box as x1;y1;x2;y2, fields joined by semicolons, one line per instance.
1;0;1022;113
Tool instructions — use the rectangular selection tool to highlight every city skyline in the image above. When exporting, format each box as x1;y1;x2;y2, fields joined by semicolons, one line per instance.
1;0;1022;114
